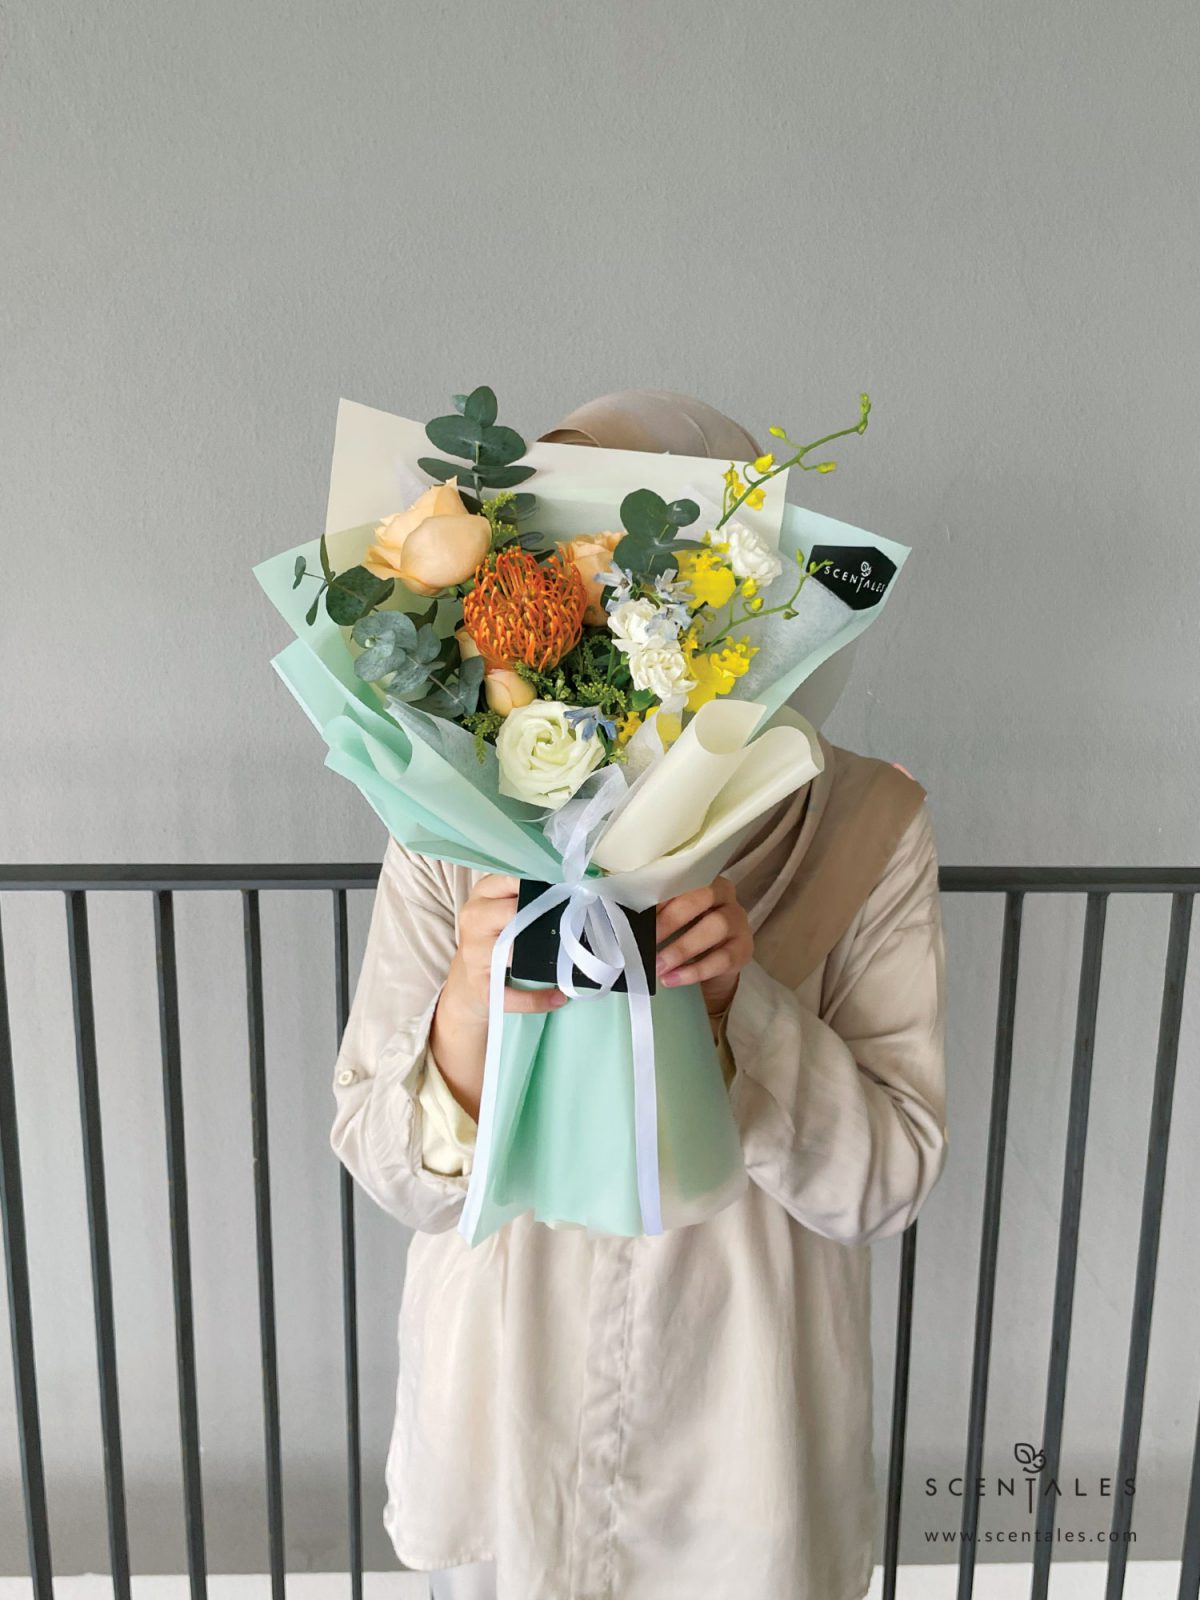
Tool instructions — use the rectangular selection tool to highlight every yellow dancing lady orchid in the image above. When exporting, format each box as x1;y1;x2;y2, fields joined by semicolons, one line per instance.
685;637;758;711
675;546;737;610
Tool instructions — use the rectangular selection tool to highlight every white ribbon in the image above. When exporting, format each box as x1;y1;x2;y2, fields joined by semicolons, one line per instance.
457;771;663;1242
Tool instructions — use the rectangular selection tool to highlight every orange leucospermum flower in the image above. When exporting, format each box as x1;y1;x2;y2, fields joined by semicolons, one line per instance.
462;548;587;672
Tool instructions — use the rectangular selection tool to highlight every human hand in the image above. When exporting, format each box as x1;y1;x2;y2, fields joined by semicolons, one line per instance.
654;876;753;1021
441;874;569;1023
432;874;567;1122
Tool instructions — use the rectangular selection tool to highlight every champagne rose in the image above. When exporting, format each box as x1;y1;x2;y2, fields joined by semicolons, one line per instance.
558;531;624;625
364;479;490;597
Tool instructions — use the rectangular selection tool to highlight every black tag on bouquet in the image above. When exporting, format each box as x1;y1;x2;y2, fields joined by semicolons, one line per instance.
510;879;658;995
808;544;897;610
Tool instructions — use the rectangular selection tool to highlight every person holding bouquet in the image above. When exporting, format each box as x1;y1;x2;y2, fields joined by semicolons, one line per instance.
327;393;948;1600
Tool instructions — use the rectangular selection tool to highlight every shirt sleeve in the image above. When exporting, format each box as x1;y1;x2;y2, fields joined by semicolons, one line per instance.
418;1047;479;1176
329;839;472;1233
723;802;947;1245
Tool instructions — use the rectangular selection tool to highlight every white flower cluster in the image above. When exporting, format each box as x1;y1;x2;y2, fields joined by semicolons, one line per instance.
607;595;697;701
720;521;783;586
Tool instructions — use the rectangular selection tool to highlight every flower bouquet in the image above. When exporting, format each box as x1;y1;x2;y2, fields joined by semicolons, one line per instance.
256;389;908;1245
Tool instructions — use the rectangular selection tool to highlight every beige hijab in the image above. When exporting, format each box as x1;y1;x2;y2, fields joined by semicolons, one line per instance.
541;389;761;461
542;390;925;984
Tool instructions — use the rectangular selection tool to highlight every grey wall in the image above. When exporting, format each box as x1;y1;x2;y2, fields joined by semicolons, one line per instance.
3;0;1199;1575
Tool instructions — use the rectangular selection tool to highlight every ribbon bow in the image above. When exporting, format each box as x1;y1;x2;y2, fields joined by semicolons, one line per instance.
458;770;662;1241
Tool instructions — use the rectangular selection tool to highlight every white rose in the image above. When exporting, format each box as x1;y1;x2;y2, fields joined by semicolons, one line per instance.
625;640;697;700
496;699;607;810
722;520;783;586
608;596;677;650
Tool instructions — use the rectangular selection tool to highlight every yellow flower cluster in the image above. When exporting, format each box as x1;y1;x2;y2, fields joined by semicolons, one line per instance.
675;546;736;609
722;464;766;511
683;636;758;711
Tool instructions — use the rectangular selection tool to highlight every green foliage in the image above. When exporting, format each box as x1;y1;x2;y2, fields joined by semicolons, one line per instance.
516;632;632;721
417;653;484;719
617;488;704;578
293;536;395;628
483;491;546;554
422;386;537;505
352;611;441;696
350;611;485;720
461;707;505;760
326;563;396;626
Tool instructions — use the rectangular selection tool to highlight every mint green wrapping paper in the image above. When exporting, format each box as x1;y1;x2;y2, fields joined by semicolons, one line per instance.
474;981;745;1239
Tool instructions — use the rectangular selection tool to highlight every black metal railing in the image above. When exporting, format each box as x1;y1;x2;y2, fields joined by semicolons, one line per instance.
1;863;1198;1600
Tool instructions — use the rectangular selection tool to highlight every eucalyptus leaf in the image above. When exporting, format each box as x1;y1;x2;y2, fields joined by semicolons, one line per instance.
354;641;405;682
387;656;435;697
620;489;670;540
417;457;464;483
510;493;536;520
319;533;334;582
475;424;526;468
353;611;417;652
417;653;484;719
292;556;307;589
413;624;442;663
616;530;704;580
426;413;485;457
326;566;394;626
665;498;700;528
463;386;498;427
305;593;320;627
451;394;469;414
476;463;536;489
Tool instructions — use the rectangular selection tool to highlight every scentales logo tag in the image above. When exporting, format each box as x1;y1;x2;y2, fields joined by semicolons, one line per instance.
809;544;897;611
925;1443;1136;1518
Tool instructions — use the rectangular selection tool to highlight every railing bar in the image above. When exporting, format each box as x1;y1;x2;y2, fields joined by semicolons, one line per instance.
2;864;1200;894
243;890;286;1598
154;892;208;1597
938;868;1200;894
334;890;364;1600
1030;890;1108;1599
957;891;1024;1600
882;1221;919;1600
0;866;385;892
66;889;132;1600
1180;1391;1200;1600
0;903;55;1597
1106;892;1192;1599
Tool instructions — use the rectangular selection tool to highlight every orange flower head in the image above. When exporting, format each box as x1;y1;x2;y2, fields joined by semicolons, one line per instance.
462;548;587;673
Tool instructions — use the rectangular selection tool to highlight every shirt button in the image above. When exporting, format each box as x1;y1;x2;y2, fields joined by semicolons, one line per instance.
336;1068;358;1087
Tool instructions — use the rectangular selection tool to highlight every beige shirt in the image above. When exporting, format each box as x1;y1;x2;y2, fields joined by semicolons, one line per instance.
331;759;947;1600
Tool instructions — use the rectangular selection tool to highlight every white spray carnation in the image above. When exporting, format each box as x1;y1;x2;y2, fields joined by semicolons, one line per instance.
721;520;783;586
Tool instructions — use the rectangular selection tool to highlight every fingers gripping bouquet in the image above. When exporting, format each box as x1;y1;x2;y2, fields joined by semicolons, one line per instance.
256;388;908;1245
